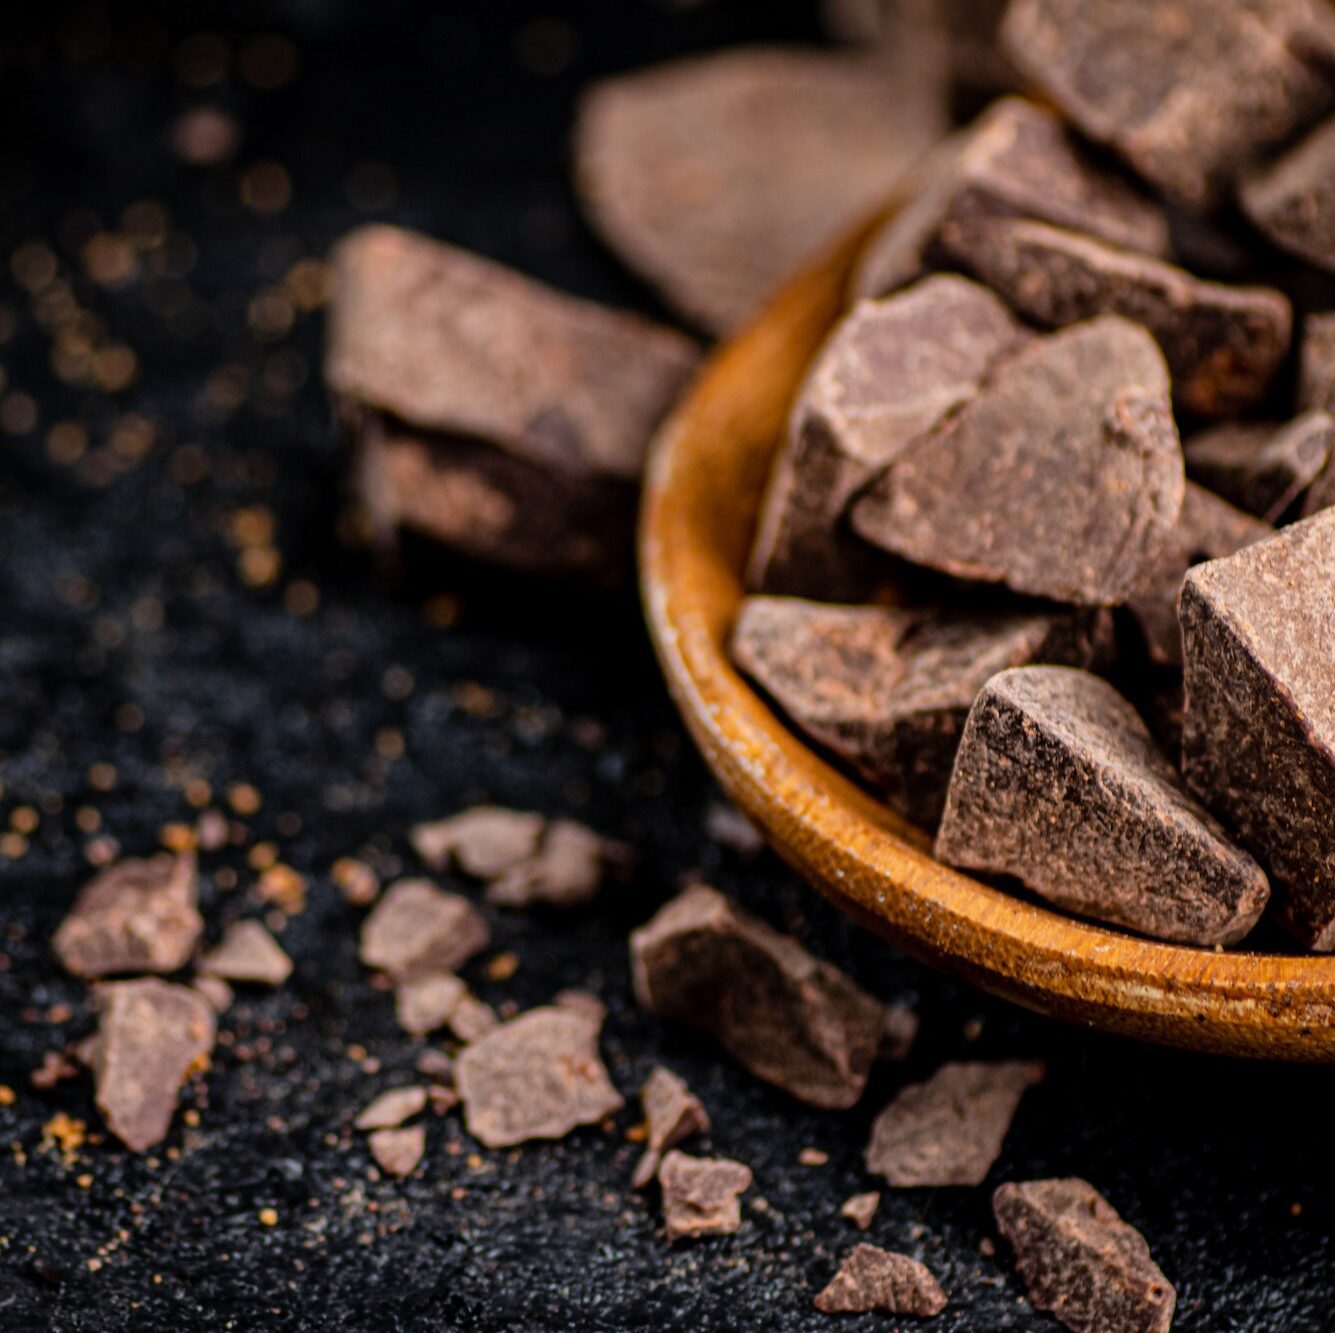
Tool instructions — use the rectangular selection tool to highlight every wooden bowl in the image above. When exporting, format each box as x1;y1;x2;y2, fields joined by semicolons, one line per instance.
639;216;1335;1060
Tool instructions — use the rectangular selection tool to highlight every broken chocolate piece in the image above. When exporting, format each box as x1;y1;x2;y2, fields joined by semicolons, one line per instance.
841;1191;881;1231
994;1178;1175;1333
355;1085;428;1131
198;920;292;987
632;1066;711;1190
814;1244;948;1316
447;994;498;1043
53;853;201;979
359;879;489;981
1242;115;1335;274
658;1150;752;1241
630;884;884;1109
486;819;626;910
1185;412;1334;521
748;275;1029;599
369;1125;425;1178
1002;0;1335;211
732;595;1113;828
937;668;1270;945
865;1060;1043;1188
938;217;1292;418
90;979;215;1152
409;807;544;878
455;1006;623;1148
1299;312;1335;413
1180;512;1335;947
394;971;467;1037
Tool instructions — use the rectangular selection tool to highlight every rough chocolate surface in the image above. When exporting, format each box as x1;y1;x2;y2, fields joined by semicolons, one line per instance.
851;318;1184;606
938;216;1292;418
865;1060;1043;1188
936;668;1270;945
731;595;1113;828
198;920;293;987
410;807;545;879
814;1243;948;1316
630;884;885;1109
1300;312;1335;412
748;275;1028;599
1242;114;1335;274
994;1178;1175;1333
358;878;490;981
657;1150;753;1241
1180;512;1335;948
632;1065;711;1190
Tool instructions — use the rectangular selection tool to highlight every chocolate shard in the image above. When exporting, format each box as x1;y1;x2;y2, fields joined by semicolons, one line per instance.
409;807;545;878
851;318;1184;607
355;1085;428;1131
657;1150;753;1241
573;47;946;336
485;819;628;910
994;1178;1175;1333
1299;312;1335;413
198;920;292;987
814;1244;948;1317
632;1066;711;1190
865;1060;1043;1188
938;217;1292;419
937;667;1270;944
394;971;468;1037
446;994;498;1043
731;595;1114;829
630;884;884;1110
91;979;216;1152
1126;482;1272;668
1001;0;1335;212
748;275;1029;599
1242;114;1335;273
369;1125;426;1178
358;878;489;981
455;1005;623;1148
53;853;202;979
1180;512;1335;948
853;97;1169;300
841;1191;881;1231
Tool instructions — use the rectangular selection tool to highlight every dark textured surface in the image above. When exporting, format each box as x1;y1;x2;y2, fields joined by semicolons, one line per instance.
1;2;1334;1330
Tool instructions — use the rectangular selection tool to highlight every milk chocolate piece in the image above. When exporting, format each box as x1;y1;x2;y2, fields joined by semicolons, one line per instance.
748;275;1029;599
865;1060;1043;1188
1002;0;1335;212
455;1006;623;1148
993;1178;1175;1333
939;217;1292;418
198;920;292;987
630;884;884;1109
1185;411;1334;520
841;1191;881;1231
574;47;946;335
1299;312;1335;412
359;879;489;981
355;1085;428;1131
814;1244;948;1317
369;1126;425;1178
658;1150;752;1241
447;994;498;1043
485;819;627;910
937;667;1270;944
1180;512;1335;947
1242;115;1335;273
853;98;1169;299
731;595;1113;828
410;807;544;878
394;971;468;1037
852;318;1184;606
53;854;201;979
632;1066;711;1190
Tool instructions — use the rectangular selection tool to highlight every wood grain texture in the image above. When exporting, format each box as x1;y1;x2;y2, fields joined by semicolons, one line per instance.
639;211;1335;1060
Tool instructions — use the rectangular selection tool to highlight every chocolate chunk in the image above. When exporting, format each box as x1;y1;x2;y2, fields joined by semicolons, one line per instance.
852;318;1184;607
748;275;1029;599
53;853;201;979
355;1085;428;1131
90;979;215;1152
865;1060;1043;1188
1299;312;1335;412
447;994;498;1043
731;595;1113;828
485;819;627;910
657;1150;753;1241
455;1006;623;1148
632;1066;711;1190
573;47;946;335
1126;482;1272;668
814;1244;948;1316
369;1126;425;1178
1242;115;1335;273
630;884;884;1109
1185;411;1334;520
192;974;233;1013
994;1178;1175;1333
394;971;468;1037
359;879;489;981
1002;0;1335;212
853;98;1169;300
409;807;544;878
937;667;1270;944
198;920;292;987
938;217;1292;418
841;1191;882;1231
1180;512;1335;947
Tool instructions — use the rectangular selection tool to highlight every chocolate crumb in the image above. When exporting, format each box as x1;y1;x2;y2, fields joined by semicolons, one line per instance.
198;920;292;987
447;994;499;1043
355;1085;427;1131
413;1049;455;1082
841;1192;881;1231
369;1125;425;1178
409;806;544;878
658;1150;753;1241
359;878;489;980
814;1244;948;1316
394;971;467;1037
632;1066;711;1190
31;1050;80;1091
192;974;234;1014
485;819;627;910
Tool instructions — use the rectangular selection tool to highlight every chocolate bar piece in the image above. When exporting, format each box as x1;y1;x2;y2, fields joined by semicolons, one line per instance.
1242;115;1335;273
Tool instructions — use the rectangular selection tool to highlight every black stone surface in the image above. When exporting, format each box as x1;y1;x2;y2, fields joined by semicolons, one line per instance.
0;2;1331;1330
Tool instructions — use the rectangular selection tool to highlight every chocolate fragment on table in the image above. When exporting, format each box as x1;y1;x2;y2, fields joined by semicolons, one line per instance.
1242;115;1335;274
485;819;628;910
938;217;1292;418
198;920;292;988
394;971;468;1037
369;1125;426;1178
358;878;489;981
814;1244;948;1317
748;274;1028;599
937;667;1270;945
864;1060;1043;1188
1185;411;1334;521
410;807;544;878
630;884;884;1109
731;595;1113;828
852;317;1184;607
355;1085;428;1131
632;1066;711;1190
840;1191;881;1231
657;1150;753;1241
1299;312;1335;412
1180;512;1335;948
1001;0;1335;212
446;994;498;1043
993;1177;1175;1333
